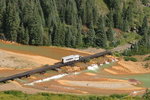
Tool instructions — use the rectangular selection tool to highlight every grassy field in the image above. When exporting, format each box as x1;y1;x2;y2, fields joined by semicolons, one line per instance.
0;90;141;100
0;42;89;60
118;32;141;45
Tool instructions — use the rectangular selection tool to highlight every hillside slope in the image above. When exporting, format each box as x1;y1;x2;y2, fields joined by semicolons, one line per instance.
0;0;149;52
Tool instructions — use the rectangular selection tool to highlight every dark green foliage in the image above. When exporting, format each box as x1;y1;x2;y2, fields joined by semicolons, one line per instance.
123;19;130;32
141;0;149;5
4;91;26;97
142;89;150;100
123;16;150;56
96;16;108;48
0;0;6;33
86;27;96;46
4;1;20;42
140;16;149;36
0;90;142;100
65;27;73;47
144;56;150;61
17;25;29;45
107;27;114;42
0;0;149;50
75;23;83;47
144;63;150;68
124;56;137;62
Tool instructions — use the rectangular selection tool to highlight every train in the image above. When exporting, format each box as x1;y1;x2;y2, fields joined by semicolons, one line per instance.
61;55;81;63
0;51;112;83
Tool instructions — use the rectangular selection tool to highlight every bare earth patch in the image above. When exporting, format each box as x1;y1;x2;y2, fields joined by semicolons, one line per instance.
0;49;58;69
104;60;150;74
22;72;145;95
0;81;52;94
58;80;143;90
79;47;105;54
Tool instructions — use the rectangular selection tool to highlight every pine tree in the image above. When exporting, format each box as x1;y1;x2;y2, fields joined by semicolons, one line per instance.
65;28;73;47
86;28;96;46
79;0;87;25
40;0;59;28
141;0;149;6
126;3;133;29
107;9;114;28
113;9;123;29
75;19;83;47
42;28;51;46
140;16;149;36
96;16;108;48
59;23;66;46
17;25;29;45
0;0;6;33
123;18;129;32
107;27;114;42
52;24;60;46
4;1;20;42
28;6;43;46
65;0;78;25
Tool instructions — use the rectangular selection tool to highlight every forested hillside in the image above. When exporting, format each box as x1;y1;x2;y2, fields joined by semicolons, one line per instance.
0;0;149;53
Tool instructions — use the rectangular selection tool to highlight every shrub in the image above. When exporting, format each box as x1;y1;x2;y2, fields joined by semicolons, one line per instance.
113;52;122;57
145;63;150;68
3;91;24;97
142;89;150;100
110;94;127;98
81;58;90;63
124;56;137;62
144;56;150;61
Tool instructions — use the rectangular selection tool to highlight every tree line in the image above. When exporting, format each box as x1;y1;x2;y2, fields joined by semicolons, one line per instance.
0;0;149;51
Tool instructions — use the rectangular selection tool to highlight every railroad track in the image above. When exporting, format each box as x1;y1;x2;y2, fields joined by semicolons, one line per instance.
0;51;111;83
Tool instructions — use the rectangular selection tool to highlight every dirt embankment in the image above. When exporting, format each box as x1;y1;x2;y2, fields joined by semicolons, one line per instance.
0;49;58;69
104;60;150;75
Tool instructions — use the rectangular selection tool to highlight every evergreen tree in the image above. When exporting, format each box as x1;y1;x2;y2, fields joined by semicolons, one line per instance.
126;3;133;29
17;25;29;45
65;0;78;25
4;1;20;42
0;0;148;50
107;27;114;42
96;16;108;48
65;28;73;47
52;24;60;46
86;28;96;46
76;19;83;47
141;0;149;5
42;28;51;46
28;6;43;45
113;9;123;29
123;18;129;32
140;16;149;36
107;9;114;28
0;0;6;33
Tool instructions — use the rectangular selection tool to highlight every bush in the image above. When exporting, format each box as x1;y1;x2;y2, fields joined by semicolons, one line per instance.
110;94;127;98
113;52;122;57
142;89;150;100
144;56;150;61
3;91;24;97
81;58;90;63
145;63;150;68
124;56;137;62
